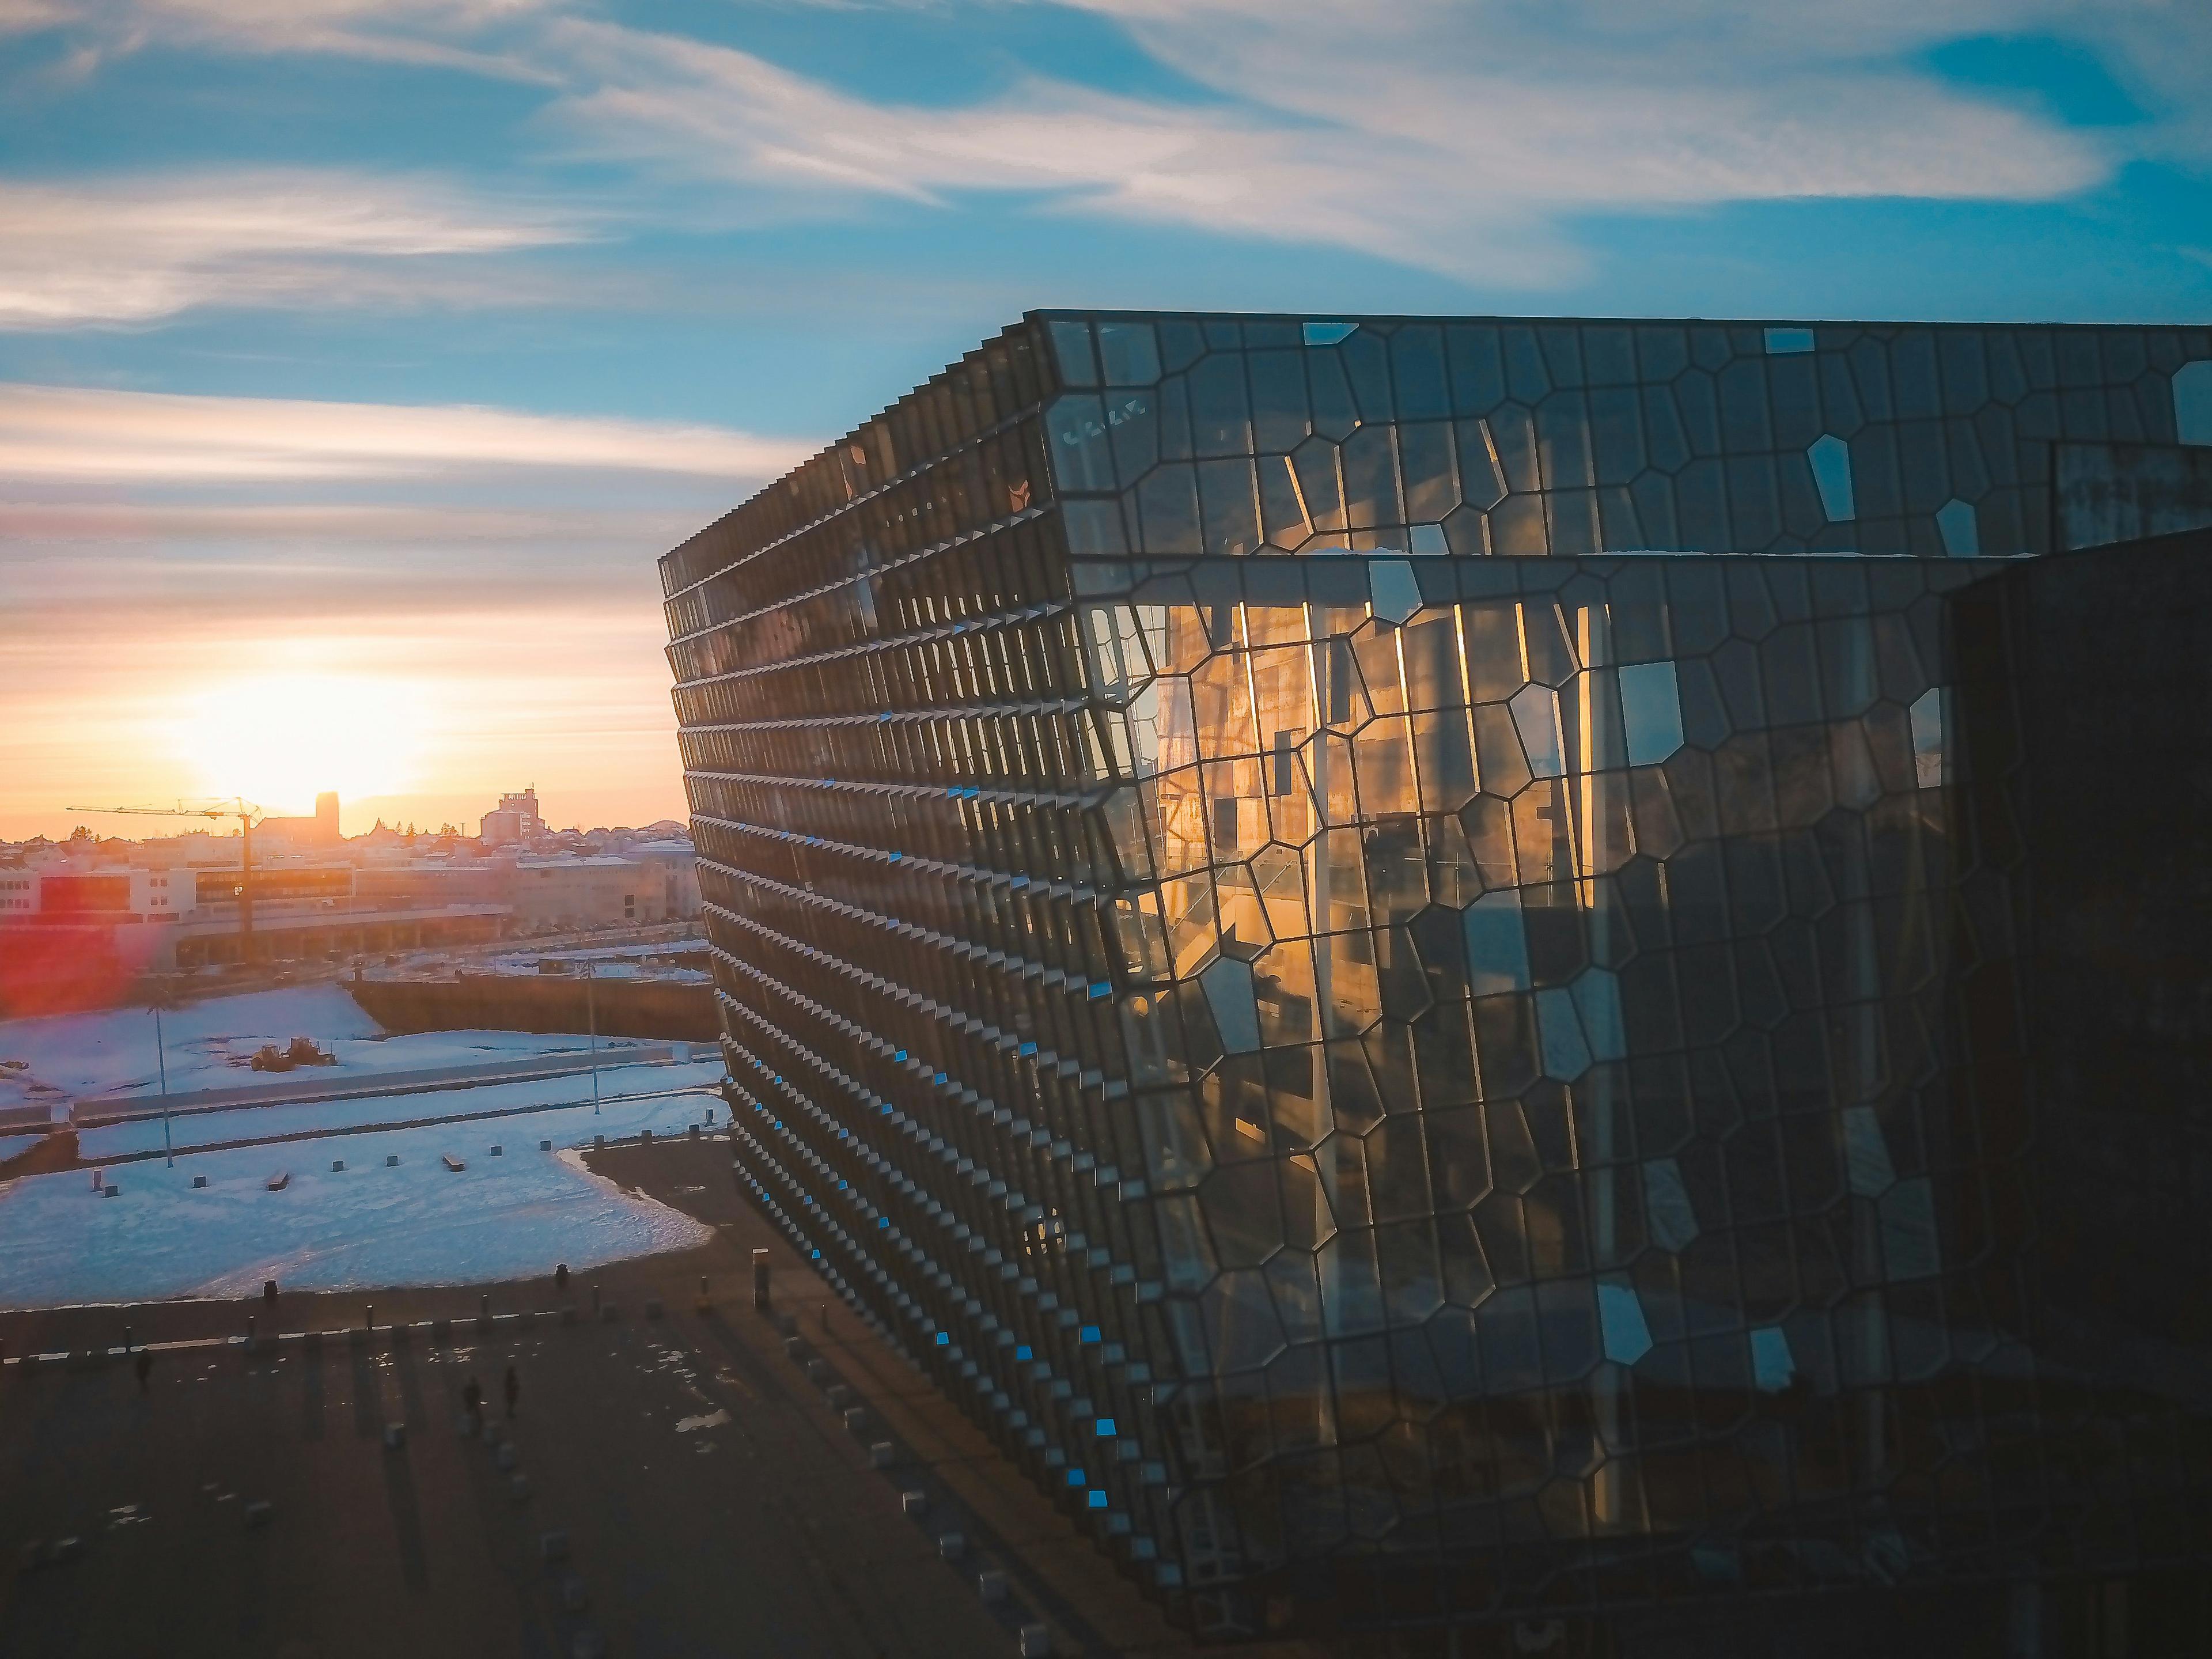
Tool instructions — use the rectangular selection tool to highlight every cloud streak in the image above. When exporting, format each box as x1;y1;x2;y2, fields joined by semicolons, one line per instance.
0;382;808;482
0;171;591;327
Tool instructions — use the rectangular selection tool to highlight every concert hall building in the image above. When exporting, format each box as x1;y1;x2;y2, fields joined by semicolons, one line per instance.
662;313;2212;1652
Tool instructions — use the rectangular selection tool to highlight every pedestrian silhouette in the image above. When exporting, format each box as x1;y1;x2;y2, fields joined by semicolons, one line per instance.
504;1364;520;1420
263;1279;278;1309
463;1376;483;1435
555;1263;570;1294
134;1349;153;1393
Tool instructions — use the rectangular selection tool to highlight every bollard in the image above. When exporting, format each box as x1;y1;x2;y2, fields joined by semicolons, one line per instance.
902;1490;927;1517
937;1532;965;1561
365;1304;374;1331
510;1474;532;1504
751;1248;771;1310
641;1128;653;1145
694;1274;711;1315
495;1442;518;1471
331;1160;345;1173
244;1501;273;1529
384;1423;406;1450
490;1145;502;1157
264;1279;278;1308
843;1407;868;1440
1018;1625;1051;1657
540;1139;552;1152
192;1175;208;1188
387;1155;399;1168
978;1569;1008;1604
593;1134;604;1152
688;1122;700;1142
869;1441;895;1469
539;1530;570;1563
591;1284;601;1314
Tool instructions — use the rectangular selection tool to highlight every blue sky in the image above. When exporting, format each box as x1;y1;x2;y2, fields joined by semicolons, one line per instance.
1;0;2207;838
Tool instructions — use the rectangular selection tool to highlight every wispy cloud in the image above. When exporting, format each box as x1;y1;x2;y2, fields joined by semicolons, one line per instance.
0;382;808;482
533;5;2117;283
0;171;592;327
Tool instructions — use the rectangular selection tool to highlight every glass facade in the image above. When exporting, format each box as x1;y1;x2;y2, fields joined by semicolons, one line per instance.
662;315;2212;1649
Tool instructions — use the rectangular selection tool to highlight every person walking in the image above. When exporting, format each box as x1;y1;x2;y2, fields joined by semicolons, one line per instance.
462;1376;483;1436
503;1364;520;1421
134;1349;153;1394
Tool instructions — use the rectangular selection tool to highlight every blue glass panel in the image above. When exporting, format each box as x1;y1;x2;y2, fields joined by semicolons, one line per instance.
1808;434;1855;522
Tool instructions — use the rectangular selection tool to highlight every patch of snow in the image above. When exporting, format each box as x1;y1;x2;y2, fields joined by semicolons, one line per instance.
0;1118;715;1308
675;1408;730;1433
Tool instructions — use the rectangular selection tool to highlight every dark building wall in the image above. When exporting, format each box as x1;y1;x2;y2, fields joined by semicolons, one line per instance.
662;313;2212;1646
2054;442;2212;550
1952;528;2212;1357
349;972;718;1043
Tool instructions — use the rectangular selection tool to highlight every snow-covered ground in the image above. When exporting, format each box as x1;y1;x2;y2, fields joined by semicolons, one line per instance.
0;982;667;1111
0;1123;717;1309
0;981;735;1308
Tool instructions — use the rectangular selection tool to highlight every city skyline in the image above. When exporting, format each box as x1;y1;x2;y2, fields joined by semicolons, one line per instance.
4;3;2211;841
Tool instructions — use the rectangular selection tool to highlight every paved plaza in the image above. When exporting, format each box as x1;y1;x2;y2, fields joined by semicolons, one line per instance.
0;1137;1323;1659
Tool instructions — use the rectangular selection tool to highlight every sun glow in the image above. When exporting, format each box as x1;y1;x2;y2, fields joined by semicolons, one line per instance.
174;673;428;816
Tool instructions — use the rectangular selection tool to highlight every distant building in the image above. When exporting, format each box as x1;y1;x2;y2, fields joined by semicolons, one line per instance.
509;854;642;931
0;869;37;915
257;791;342;849
630;839;700;921
480;787;543;847
36;867;184;919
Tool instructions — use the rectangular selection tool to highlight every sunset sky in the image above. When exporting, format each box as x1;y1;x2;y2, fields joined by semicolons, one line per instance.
3;1;2209;840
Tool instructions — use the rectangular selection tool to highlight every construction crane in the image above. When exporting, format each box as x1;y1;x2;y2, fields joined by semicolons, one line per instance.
65;798;264;961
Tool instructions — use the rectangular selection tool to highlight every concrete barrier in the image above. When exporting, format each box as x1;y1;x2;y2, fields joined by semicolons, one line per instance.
902;1491;927;1517
937;1532;965;1561
1018;1624;1051;1657
869;1442;895;1469
978;1569;1007;1604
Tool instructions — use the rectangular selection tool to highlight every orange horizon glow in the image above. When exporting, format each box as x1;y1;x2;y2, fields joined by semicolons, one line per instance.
2;608;696;844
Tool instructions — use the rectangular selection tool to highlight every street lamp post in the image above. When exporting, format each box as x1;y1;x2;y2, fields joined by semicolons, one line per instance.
585;960;600;1115
150;978;174;1168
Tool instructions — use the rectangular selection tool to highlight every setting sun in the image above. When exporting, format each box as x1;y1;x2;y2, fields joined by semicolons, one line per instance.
172;672;428;815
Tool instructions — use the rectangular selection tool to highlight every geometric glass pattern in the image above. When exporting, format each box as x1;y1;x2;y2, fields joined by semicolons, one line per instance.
661;314;2212;1647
